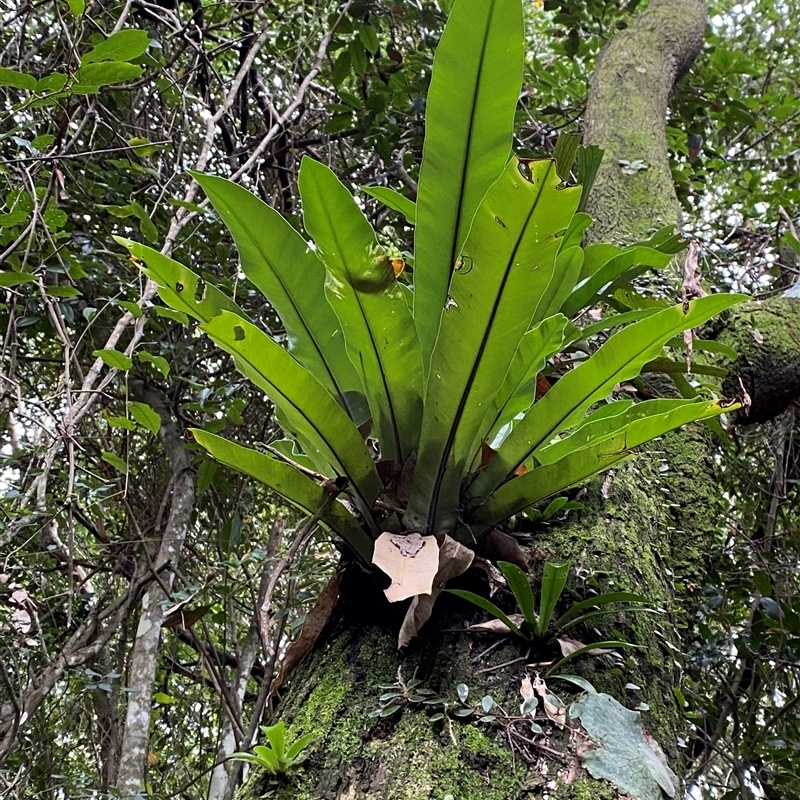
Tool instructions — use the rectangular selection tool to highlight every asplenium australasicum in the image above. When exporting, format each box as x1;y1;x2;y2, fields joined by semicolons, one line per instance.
117;0;743;641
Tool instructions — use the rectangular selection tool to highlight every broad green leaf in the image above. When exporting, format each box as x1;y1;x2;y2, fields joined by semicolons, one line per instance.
576;309;660;341
36;72;68;92
192;430;374;563
190;172;365;420
196;459;217;494
471;433;629;534
361;186;416;224
556;591;652;628
537;398;732;465
93;348;133;371
102;450;128;473
129;201;158;243
81;30;150;65
560;246;674;319
115;299;142;319
106;416;136;431
251;745;280;773
129;401;161;435
534;245;585;325
664;336;738;359
557;605;658;632
405;160;579;533
553;132;581;180
0;272;37;288
558;212;593;252
498;561;535;629
473;390;738;532
286;732;315;761
537;561;569;636
200;311;382;518
483;314;570;444
551;674;597;694
269;439;316;472
263;722;286;762
576;145;604;213
471;294;746;498
413;0;523;369
0;67;36;91
229;753;264;766
641;358;729;379
66;0;86;16
75;62;143;86
358;25;380;54
446;589;524;638
348;38;368;75
137;351;170;378
548;641;642;675
116;237;249;324
153;306;189;325
298;158;422;462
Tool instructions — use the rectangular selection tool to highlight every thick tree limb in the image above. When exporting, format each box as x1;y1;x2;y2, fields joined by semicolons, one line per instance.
584;0;708;241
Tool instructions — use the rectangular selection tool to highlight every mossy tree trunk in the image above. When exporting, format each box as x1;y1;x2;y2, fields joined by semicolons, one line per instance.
242;3;800;799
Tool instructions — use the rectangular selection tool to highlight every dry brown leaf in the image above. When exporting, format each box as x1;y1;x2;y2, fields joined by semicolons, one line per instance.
557;637;613;657
480;440;496;468
477;529;528;573
398;535;474;648
520;674;535;703
397;452;417;506
533;675;567;728
535;374;552;399
467;613;524;633
372;532;439;602
269;571;342;694
471;556;506;596
163;604;212;630
556;636;585;657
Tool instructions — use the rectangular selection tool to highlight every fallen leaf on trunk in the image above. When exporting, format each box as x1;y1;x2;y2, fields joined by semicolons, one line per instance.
533;675;567;728
372;532;439;602
471;556;506;596
476;528;528;573
467;613;524;633
398;535;474;647
520;674;538;716
520;674;535;702
397;452;417;506
557;637;614;657
269;570;341;693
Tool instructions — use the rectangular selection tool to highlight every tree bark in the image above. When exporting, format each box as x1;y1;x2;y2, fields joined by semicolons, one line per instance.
115;383;196;797
256;446;703;800
584;0;707;242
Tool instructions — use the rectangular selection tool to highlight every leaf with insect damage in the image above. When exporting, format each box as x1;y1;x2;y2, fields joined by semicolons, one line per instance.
372;532;439;603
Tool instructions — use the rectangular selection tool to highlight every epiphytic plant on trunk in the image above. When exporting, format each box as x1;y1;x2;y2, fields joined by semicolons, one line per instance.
118;0;743;643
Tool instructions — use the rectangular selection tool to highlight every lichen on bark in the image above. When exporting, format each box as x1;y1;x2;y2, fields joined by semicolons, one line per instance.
584;0;708;242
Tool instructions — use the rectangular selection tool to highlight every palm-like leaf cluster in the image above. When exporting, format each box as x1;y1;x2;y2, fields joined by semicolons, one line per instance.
119;0;742;569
